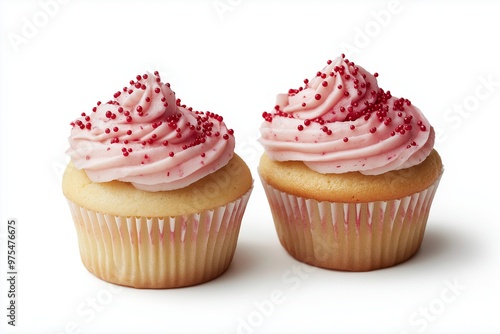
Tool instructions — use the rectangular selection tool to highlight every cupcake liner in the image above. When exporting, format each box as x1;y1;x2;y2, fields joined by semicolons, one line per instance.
260;173;442;271
67;187;252;288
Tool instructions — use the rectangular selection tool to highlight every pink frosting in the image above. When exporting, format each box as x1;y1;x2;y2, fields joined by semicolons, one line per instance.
259;55;435;175
67;71;235;191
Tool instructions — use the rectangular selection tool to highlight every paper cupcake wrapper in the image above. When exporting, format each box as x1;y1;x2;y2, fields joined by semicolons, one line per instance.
261;174;442;271
67;187;252;288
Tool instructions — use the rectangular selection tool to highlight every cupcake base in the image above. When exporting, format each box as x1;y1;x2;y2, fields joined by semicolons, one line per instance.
67;187;252;288
260;174;442;271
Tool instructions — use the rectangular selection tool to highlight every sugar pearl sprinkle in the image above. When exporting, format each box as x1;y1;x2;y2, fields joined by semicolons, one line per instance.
70;71;234;159
262;54;428;149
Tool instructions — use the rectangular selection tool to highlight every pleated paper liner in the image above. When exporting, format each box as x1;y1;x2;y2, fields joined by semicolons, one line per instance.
260;173;442;271
67;187;252;288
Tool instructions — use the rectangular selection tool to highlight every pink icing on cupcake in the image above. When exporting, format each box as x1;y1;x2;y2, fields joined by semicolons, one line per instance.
259;54;435;175
67;71;235;191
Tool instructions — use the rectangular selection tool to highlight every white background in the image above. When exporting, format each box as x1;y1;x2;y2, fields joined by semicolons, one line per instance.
1;1;500;333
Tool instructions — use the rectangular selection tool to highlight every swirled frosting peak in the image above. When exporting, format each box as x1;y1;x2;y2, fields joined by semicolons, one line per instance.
260;54;435;175
67;71;235;191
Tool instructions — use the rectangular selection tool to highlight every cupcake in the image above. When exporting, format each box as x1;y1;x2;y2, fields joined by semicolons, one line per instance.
62;71;253;288
259;54;443;271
